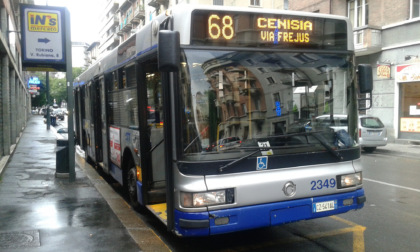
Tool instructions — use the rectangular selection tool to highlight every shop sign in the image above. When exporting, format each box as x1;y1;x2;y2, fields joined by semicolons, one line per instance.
20;4;67;72
377;64;391;79
396;64;420;82
400;117;420;133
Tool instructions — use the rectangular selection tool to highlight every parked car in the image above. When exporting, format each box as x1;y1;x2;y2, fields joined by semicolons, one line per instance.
359;115;387;153
216;137;241;151
52;108;65;120
314;114;348;132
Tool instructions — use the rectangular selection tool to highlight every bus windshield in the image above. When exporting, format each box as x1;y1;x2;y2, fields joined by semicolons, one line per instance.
180;49;358;160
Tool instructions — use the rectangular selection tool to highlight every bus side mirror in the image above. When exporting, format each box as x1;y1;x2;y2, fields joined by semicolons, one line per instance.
358;64;373;110
158;30;180;72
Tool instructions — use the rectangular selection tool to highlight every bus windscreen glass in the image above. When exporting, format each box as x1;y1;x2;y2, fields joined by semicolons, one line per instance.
191;10;348;50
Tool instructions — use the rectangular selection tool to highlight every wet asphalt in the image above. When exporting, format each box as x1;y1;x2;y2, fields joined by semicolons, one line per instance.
0;115;142;252
1;115;419;251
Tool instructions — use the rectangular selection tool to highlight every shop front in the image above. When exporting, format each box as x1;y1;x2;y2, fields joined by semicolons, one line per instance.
396;63;420;141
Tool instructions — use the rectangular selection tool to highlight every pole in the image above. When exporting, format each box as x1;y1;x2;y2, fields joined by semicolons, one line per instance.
46;71;50;130
64;8;75;182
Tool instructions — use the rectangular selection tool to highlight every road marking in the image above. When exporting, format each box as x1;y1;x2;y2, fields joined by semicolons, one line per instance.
330;216;366;252
364;178;420;193
220;216;366;252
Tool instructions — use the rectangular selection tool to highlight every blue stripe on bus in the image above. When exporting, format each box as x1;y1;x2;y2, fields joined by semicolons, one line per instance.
109;163;123;185
174;189;365;237
136;181;144;205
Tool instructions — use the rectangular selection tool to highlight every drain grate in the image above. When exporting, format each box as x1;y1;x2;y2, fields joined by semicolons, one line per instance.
0;230;40;249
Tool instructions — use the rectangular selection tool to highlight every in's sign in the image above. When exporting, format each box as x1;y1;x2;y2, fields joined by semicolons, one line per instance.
28;12;58;33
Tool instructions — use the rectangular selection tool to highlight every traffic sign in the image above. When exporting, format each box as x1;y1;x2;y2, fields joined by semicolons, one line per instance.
20;4;67;72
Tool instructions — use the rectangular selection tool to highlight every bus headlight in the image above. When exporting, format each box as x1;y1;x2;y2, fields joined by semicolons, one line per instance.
338;172;362;188
181;189;234;208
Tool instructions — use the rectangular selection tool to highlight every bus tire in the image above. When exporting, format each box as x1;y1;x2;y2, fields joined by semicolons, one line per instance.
127;166;141;210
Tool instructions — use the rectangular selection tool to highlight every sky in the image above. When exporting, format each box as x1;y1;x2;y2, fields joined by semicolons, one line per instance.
34;0;103;44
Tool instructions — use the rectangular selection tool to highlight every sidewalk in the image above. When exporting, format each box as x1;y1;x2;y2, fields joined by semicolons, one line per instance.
0;115;141;251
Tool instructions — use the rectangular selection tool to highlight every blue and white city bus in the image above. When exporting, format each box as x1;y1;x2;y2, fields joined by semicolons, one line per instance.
74;4;372;237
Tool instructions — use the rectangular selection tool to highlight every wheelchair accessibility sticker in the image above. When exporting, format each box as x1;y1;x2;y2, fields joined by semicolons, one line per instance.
257;156;268;170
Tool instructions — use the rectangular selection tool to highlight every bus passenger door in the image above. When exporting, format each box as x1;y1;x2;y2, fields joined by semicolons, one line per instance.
98;77;109;172
93;79;103;163
138;60;167;206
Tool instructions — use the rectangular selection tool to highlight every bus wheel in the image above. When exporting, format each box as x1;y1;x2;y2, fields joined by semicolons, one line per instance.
127;166;140;210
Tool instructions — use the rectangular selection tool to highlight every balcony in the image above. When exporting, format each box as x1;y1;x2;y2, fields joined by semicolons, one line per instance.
148;0;169;8
121;21;132;32
104;0;119;15
119;0;132;11
354;26;382;56
248;111;266;121
113;34;120;43
224;93;234;103
132;5;145;24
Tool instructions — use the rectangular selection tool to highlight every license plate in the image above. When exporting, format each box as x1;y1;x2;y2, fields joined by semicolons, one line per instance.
313;200;337;213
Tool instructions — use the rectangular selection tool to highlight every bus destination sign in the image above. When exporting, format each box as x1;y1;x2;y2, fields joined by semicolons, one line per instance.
191;10;347;50
257;17;313;44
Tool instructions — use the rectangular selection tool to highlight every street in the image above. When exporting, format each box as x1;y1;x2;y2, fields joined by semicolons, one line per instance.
122;146;420;251
59;112;420;252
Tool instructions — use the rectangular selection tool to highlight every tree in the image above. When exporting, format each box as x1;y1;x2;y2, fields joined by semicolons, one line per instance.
29;67;85;107
50;77;67;105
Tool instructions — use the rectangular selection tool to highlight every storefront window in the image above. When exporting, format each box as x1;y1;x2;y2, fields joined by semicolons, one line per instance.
400;82;420;138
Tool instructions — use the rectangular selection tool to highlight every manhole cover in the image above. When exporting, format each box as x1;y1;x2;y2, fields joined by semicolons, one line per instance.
0;230;40;249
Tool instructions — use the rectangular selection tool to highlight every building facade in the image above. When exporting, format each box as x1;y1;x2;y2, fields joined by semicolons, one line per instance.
0;0;31;159
89;0;285;63
289;0;420;142
72;42;90;68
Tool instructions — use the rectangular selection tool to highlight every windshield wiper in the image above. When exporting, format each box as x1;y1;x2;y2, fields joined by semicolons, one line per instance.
308;132;343;161
218;144;315;173
266;131;343;160
218;149;260;173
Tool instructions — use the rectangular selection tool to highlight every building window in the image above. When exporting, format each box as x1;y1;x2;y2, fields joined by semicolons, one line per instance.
213;0;223;5
356;30;363;45
250;0;260;6
348;0;369;28
412;0;420;18
273;93;281;107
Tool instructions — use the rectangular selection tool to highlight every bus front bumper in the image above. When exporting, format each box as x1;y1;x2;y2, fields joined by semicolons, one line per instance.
174;188;365;237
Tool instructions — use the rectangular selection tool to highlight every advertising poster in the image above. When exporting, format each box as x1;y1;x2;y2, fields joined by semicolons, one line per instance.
400;118;420;133
110;127;121;166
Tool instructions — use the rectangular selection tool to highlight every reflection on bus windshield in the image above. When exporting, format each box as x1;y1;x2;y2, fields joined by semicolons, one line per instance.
180;50;358;156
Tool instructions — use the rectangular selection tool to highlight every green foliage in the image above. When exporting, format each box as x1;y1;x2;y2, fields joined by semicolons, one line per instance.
73;67;84;78
29;67;84;107
323;102;330;114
